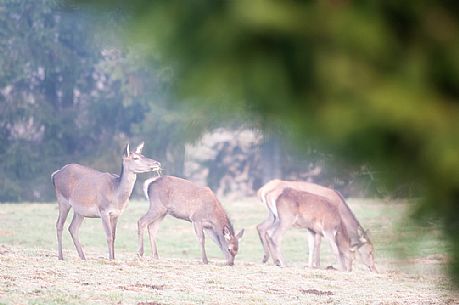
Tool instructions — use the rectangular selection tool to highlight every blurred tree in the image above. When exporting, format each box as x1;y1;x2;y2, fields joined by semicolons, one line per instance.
0;0;96;200
0;0;171;200
0;0;228;200
73;0;459;285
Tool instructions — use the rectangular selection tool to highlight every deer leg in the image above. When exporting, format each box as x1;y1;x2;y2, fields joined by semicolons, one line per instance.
147;215;165;259
68;213;86;260
110;216;119;259
137;214;148;257
138;209;164;258
324;231;345;271
307;230;315;268
257;211;275;264
192;222;208;264
100;213;114;260
313;232;322;268
56;202;71;260
267;222;288;267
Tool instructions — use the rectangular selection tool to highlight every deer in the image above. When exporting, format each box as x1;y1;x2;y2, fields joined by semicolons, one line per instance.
51;142;161;260
267;188;355;271
138;175;244;266
257;179;376;272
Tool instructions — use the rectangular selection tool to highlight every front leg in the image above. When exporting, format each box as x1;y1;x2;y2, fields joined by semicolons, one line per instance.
313;231;322;268
267;222;287;267
101;213;114;260
192;222;208;264
110;216;119;257
307;230;315;268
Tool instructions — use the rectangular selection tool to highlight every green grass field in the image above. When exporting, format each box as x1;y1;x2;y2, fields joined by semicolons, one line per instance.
0;197;457;304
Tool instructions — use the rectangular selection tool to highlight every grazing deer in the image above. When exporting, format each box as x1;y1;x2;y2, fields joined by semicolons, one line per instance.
257;179;376;272
51;142;161;260
139;175;244;265
267;188;354;271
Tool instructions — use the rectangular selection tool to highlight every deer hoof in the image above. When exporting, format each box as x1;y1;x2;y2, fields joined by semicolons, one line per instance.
274;259;284;267
262;255;269;264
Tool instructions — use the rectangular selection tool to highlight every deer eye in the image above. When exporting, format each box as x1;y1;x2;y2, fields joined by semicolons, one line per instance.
133;156;140;160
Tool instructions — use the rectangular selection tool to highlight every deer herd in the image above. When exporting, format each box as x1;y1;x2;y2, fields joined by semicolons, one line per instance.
51;142;377;272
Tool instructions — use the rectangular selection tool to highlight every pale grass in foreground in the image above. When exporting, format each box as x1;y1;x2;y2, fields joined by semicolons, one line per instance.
0;247;456;305
0;198;458;304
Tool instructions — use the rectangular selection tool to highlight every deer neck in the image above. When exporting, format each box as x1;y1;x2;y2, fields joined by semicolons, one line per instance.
116;164;137;206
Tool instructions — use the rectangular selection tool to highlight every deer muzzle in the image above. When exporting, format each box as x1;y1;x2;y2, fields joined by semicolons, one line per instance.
151;161;162;172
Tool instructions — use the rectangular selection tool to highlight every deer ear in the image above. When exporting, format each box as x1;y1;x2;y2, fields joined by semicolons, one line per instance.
124;143;130;157
350;241;361;251
223;226;231;241
236;229;245;241
359;235;368;244
365;229;371;238
135;141;145;154
358;227;368;243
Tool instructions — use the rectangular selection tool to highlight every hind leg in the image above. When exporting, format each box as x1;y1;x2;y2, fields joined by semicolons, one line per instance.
147;215;166;259
69;212;86;260
138;207;166;258
257;211;275;263
56;199;71;260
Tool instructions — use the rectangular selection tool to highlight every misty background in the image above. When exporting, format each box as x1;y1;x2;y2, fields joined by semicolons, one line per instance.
0;0;390;202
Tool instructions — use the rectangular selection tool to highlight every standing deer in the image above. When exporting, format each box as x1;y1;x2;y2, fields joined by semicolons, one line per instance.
51;142;161;260
257;179;376;272
138;175;244;266
267;188;355;271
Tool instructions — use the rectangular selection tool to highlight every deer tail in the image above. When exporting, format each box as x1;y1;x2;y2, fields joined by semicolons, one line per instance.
143;176;162;201
50;170;60;188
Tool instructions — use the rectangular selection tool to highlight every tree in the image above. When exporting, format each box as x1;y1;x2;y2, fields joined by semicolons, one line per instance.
0;0;221;200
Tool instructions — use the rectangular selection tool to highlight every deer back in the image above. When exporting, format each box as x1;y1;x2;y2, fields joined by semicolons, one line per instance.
146;176;229;226
277;188;343;233
52;164;117;205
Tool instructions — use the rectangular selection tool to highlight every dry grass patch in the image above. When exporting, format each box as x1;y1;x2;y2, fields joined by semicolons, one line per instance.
0;247;457;305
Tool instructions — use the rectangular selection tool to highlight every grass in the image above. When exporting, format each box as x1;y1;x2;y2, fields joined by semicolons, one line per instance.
0;197;457;304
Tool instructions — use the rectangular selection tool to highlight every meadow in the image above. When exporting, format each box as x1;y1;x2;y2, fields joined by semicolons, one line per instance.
0;197;457;305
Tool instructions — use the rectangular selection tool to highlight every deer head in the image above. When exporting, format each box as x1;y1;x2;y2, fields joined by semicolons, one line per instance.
355;228;377;272
222;226;244;266
357;241;377;272
123;142;162;174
